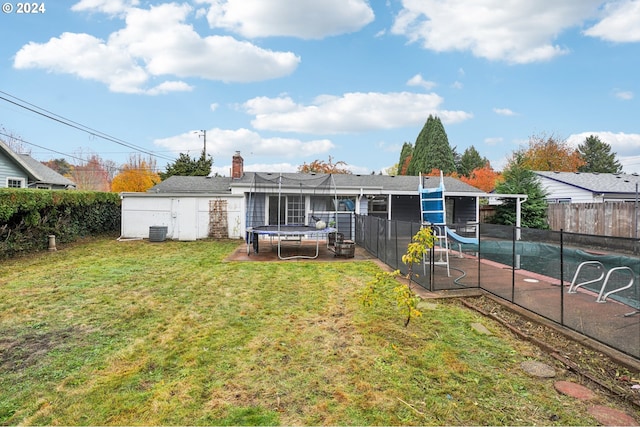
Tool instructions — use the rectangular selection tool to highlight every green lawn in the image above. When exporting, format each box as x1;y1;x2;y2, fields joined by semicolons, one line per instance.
0;237;611;425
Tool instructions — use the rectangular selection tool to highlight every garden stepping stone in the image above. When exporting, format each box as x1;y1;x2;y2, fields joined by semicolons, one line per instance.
470;322;492;335
520;360;556;378
418;301;438;310
587;405;639;426
553;380;596;400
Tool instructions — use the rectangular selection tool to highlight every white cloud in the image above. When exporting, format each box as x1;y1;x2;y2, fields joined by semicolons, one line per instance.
71;0;138;15
14;3;300;93
391;0;601;63
584;0;640;42
146;81;194;95
210;160;374;176
566;131;640;158
614;90;634;100
211;161;299;176
154;128;335;161
14;32;151;94
406;74;437;90
484;137;503;145
201;0;374;39
493;108;517;116
243;92;473;134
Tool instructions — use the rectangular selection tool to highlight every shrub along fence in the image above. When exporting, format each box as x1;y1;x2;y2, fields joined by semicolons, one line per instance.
355;214;640;359
0;189;121;258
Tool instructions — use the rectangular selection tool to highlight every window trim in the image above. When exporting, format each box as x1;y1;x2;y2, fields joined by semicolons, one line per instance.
6;177;26;188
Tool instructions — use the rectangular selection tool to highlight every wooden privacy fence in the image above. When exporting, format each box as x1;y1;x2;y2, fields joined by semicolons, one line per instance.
547;202;639;238
480;203;639;238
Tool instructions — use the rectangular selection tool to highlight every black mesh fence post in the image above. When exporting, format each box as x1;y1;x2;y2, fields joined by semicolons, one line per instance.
394;220;399;271
477;223;482;289
560;229;564;326
511;225;516;303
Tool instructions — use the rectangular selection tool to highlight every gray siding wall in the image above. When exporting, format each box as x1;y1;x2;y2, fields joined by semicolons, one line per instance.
0;150;28;188
537;176;594;203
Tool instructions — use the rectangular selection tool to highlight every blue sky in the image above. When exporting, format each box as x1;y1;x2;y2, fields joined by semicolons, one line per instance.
1;0;639;176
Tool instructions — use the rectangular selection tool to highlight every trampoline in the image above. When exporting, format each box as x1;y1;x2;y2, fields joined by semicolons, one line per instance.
245;172;342;260
247;224;336;260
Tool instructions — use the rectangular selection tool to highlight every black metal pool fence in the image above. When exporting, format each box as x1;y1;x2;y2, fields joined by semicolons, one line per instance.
355;215;640;359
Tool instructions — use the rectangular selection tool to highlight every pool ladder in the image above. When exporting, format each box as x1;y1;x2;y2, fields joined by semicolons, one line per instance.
568;261;636;306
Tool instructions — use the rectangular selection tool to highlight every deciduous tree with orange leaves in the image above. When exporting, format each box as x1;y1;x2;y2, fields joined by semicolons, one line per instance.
459;163;502;192
112;155;161;193
298;156;352;174
517;133;585;172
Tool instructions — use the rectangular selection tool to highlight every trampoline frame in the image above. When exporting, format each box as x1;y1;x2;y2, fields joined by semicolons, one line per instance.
247;224;336;260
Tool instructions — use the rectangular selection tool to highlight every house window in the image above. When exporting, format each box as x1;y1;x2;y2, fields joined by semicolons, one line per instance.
7;178;25;188
268;195;305;225
287;195;304;224
309;196;356;212
338;197;356;212
368;195;388;213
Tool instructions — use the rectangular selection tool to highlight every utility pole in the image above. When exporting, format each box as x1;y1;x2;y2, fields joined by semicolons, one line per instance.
195;129;207;157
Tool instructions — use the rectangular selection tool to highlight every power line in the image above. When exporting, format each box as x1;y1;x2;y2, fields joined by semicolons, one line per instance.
0;90;175;162
0;131;166;173
0;130;87;164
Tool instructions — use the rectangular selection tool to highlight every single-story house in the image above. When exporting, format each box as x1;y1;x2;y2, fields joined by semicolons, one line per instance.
120;152;489;241
0;139;76;189
535;171;640;204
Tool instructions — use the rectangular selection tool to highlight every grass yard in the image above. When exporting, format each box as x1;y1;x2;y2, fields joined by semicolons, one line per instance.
0;237;624;425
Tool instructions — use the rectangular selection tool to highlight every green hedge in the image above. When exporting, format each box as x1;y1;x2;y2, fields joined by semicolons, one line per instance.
0;189;121;258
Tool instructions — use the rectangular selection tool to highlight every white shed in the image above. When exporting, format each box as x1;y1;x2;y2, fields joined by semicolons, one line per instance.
120;192;245;241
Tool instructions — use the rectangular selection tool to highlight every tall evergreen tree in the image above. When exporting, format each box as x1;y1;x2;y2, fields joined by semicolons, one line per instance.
577;135;622;173
406;115;456;175
160;150;213;180
492;153;549;229
397;142;413;175
457;145;488;177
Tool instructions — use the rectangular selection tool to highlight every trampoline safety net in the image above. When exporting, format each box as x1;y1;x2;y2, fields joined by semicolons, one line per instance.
246;172;340;230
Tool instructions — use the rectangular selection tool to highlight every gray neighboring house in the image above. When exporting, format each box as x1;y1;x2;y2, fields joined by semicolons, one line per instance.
535;171;640;203
0;139;76;189
120;152;486;241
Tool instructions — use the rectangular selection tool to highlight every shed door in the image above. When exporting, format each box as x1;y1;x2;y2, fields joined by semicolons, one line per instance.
173;198;198;241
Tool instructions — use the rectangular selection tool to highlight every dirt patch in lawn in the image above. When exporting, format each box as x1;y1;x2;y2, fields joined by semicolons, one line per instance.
0;327;86;372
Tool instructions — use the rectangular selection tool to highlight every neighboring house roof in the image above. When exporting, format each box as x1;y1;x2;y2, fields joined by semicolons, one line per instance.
18;154;76;188
148;172;483;195
535;171;640;195
0;139;76;188
148;175;233;193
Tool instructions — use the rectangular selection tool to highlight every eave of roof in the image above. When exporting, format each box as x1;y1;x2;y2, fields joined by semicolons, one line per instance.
148;172;486;195
0;139;42;181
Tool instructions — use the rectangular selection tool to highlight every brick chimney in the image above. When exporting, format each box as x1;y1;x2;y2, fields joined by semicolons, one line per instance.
231;151;244;179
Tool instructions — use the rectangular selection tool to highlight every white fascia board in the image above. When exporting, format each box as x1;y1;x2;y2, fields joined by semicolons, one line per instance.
120;192;242;198
483;193;528;200
444;191;487;197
